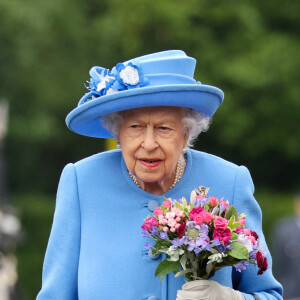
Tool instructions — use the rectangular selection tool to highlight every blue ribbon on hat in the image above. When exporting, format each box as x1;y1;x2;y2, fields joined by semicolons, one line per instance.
78;62;150;105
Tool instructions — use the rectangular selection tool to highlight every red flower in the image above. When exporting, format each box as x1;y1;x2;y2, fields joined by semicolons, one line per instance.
190;207;204;220
213;227;231;245
256;251;268;275
177;222;186;238
251;231;259;240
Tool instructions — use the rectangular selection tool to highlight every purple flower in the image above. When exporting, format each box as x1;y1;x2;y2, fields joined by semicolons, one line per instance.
171;239;182;247
171;238;182;247
141;229;151;237
217;244;226;253
234;260;250;272
249;251;256;259
144;242;154;250
150;226;159;237
226;244;233;250
212;239;221;246
193;197;209;207
204;243;212;251
180;221;209;251
194;247;202;255
211;206;219;215
167;198;183;207
160;231;169;240
199;197;209;207
219;199;227;215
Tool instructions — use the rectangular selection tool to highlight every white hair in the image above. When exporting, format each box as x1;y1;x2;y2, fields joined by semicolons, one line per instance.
181;108;211;147
101;108;211;148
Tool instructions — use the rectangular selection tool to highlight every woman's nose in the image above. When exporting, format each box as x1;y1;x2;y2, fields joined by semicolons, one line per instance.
142;128;158;151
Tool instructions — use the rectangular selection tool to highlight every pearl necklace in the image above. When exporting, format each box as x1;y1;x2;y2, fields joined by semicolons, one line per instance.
128;154;186;191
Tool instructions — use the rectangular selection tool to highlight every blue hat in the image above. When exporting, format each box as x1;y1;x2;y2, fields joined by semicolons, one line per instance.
66;50;224;138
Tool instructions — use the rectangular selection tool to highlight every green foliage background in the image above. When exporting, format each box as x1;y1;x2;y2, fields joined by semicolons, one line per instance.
0;0;299;298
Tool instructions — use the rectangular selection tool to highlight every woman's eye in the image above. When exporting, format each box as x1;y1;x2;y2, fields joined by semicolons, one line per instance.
158;126;171;132
129;124;141;129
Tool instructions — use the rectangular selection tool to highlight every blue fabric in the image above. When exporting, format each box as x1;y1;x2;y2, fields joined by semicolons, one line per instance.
37;149;283;300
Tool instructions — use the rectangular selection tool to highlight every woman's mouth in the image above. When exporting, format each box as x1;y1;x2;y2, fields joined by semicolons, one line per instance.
139;158;162;168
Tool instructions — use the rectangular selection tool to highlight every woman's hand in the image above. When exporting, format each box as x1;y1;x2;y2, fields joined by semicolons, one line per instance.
176;280;244;300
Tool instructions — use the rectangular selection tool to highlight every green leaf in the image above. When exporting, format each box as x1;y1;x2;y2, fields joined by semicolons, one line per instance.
204;204;210;211
225;205;239;221
182;197;188;209
227;217;240;231
175;268;194;278
175;202;184;210
155;259;181;282
230;232;238;240
227;242;249;260
180;254;187;270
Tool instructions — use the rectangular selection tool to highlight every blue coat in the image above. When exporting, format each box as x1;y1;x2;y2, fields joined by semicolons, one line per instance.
37;149;283;300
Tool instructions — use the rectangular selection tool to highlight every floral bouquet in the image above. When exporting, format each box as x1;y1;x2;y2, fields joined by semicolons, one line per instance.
141;186;268;282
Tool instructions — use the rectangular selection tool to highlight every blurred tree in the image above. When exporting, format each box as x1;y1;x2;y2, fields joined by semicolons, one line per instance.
0;0;299;193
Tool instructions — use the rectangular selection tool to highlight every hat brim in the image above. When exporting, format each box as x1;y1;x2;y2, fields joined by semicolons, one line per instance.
66;84;224;138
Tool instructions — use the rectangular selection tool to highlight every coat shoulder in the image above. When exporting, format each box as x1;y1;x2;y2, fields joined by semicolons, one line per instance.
73;150;122;168
190;149;240;172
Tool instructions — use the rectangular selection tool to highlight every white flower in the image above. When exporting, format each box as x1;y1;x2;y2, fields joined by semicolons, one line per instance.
236;234;253;252
119;66;140;85
166;246;184;261
207;252;227;264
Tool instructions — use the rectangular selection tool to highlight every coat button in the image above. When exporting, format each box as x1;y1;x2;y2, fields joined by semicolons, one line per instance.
148;200;159;212
148;297;159;300
148;249;161;260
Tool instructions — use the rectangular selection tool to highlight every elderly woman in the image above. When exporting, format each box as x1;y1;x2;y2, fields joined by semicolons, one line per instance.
37;50;282;300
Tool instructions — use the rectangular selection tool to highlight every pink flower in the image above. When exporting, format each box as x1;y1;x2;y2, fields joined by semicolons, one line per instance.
209;196;218;207
220;200;229;207
195;194;205;200
238;218;246;226
244;228;251;236
166;212;175;219
190;207;204;220
159;218;168;225
163;201;171;208
141;217;158;230
194;215;203;225
168;219;177;227
234;226;244;234
154;207;164;215
248;235;256;244
200;211;214;223
213;227;231;245
214;216;228;228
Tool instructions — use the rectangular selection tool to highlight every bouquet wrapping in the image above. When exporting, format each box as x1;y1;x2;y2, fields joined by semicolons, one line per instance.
141;186;268;282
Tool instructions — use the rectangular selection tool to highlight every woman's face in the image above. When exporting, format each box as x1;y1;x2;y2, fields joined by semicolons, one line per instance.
118;106;188;194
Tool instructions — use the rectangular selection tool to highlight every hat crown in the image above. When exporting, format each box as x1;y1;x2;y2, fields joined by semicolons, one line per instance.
126;50;196;78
